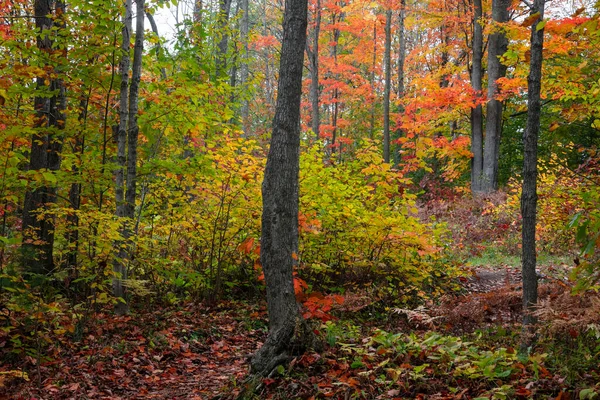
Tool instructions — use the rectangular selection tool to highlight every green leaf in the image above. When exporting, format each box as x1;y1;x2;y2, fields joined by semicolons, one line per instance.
580;388;598;400
42;171;56;183
276;364;285;375
536;20;547;31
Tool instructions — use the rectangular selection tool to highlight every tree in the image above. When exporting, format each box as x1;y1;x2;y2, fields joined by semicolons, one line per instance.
22;0;67;276
113;0;144;315
480;0;510;192
240;0;251;136
521;0;545;349
470;0;484;192
216;0;233;79
383;8;392;163
394;0;406;165
250;0;310;377
306;0;322;141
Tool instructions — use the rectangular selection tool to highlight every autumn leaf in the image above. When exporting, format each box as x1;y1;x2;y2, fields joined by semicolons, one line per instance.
522;12;541;27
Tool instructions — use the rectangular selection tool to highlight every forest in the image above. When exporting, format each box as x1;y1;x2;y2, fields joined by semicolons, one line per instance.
1;0;600;398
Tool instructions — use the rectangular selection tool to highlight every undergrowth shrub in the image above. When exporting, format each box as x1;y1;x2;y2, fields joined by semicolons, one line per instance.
418;191;515;258
298;142;460;304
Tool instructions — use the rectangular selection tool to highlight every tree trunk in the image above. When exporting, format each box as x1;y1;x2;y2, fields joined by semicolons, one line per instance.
22;0;66;276
521;0;545;350
250;0;309;377
330;11;341;155
383;8;392;163
229;0;241;95
306;0;321;141
216;0;233;79
470;0;484;193
113;0;132;314
394;0;406;166
240;0;250;136
66;95;89;270
113;0;143;315
194;0;202;24
126;0;143;221
369;21;377;140
481;0;510;192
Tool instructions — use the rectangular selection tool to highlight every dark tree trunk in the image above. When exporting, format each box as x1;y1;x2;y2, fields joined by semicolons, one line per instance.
306;0;321;141
66;95;89;270
397;0;406;100
113;0;132;314
481;0;510;192
470;0;484;193
216;0;233;78
22;0;66;276
250;0;309;377
229;0;240;95
393;0;406;166
194;0;202;23
330;11;341;155
240;0;250;136
126;0;144;225
521;0;545;350
113;0;143;315
369;21;377;140
383;8;392;163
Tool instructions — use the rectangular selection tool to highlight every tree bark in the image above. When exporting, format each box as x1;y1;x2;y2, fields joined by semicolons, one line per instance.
240;0;250;136
113;0;132;314
470;0;484;193
306;0;321;141
66;95;90;271
481;0;510;192
383;8;392;163
521;0;545;350
22;0;66;276
369;21;377;140
393;0;406;166
216;0;233;79
113;0;143;315
330;9;341;155
250;0;309;377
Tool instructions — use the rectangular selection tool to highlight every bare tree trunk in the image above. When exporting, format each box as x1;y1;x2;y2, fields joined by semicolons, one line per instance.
216;0;233;78
240;0;250;136
126;0;144;221
306;0;321;141
383;8;392;163
194;0;202;23
471;0;484;193
66;95;90;271
113;0;132;313
113;0;143;315
369;21;377;140
521;0;545;350
394;0;406;166
22;0;66;276
250;0;309;377
397;0;406;100
481;0;510;192
229;0;241;94
330;10;341;155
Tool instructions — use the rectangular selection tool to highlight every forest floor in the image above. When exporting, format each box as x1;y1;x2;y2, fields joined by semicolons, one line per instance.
3;259;600;399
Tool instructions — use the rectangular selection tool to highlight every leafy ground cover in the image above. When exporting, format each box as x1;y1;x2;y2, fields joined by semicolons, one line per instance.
2;189;599;399
1;301;266;399
3;272;600;399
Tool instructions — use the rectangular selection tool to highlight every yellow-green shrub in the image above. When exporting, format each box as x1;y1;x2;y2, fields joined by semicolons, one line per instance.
298;142;455;303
